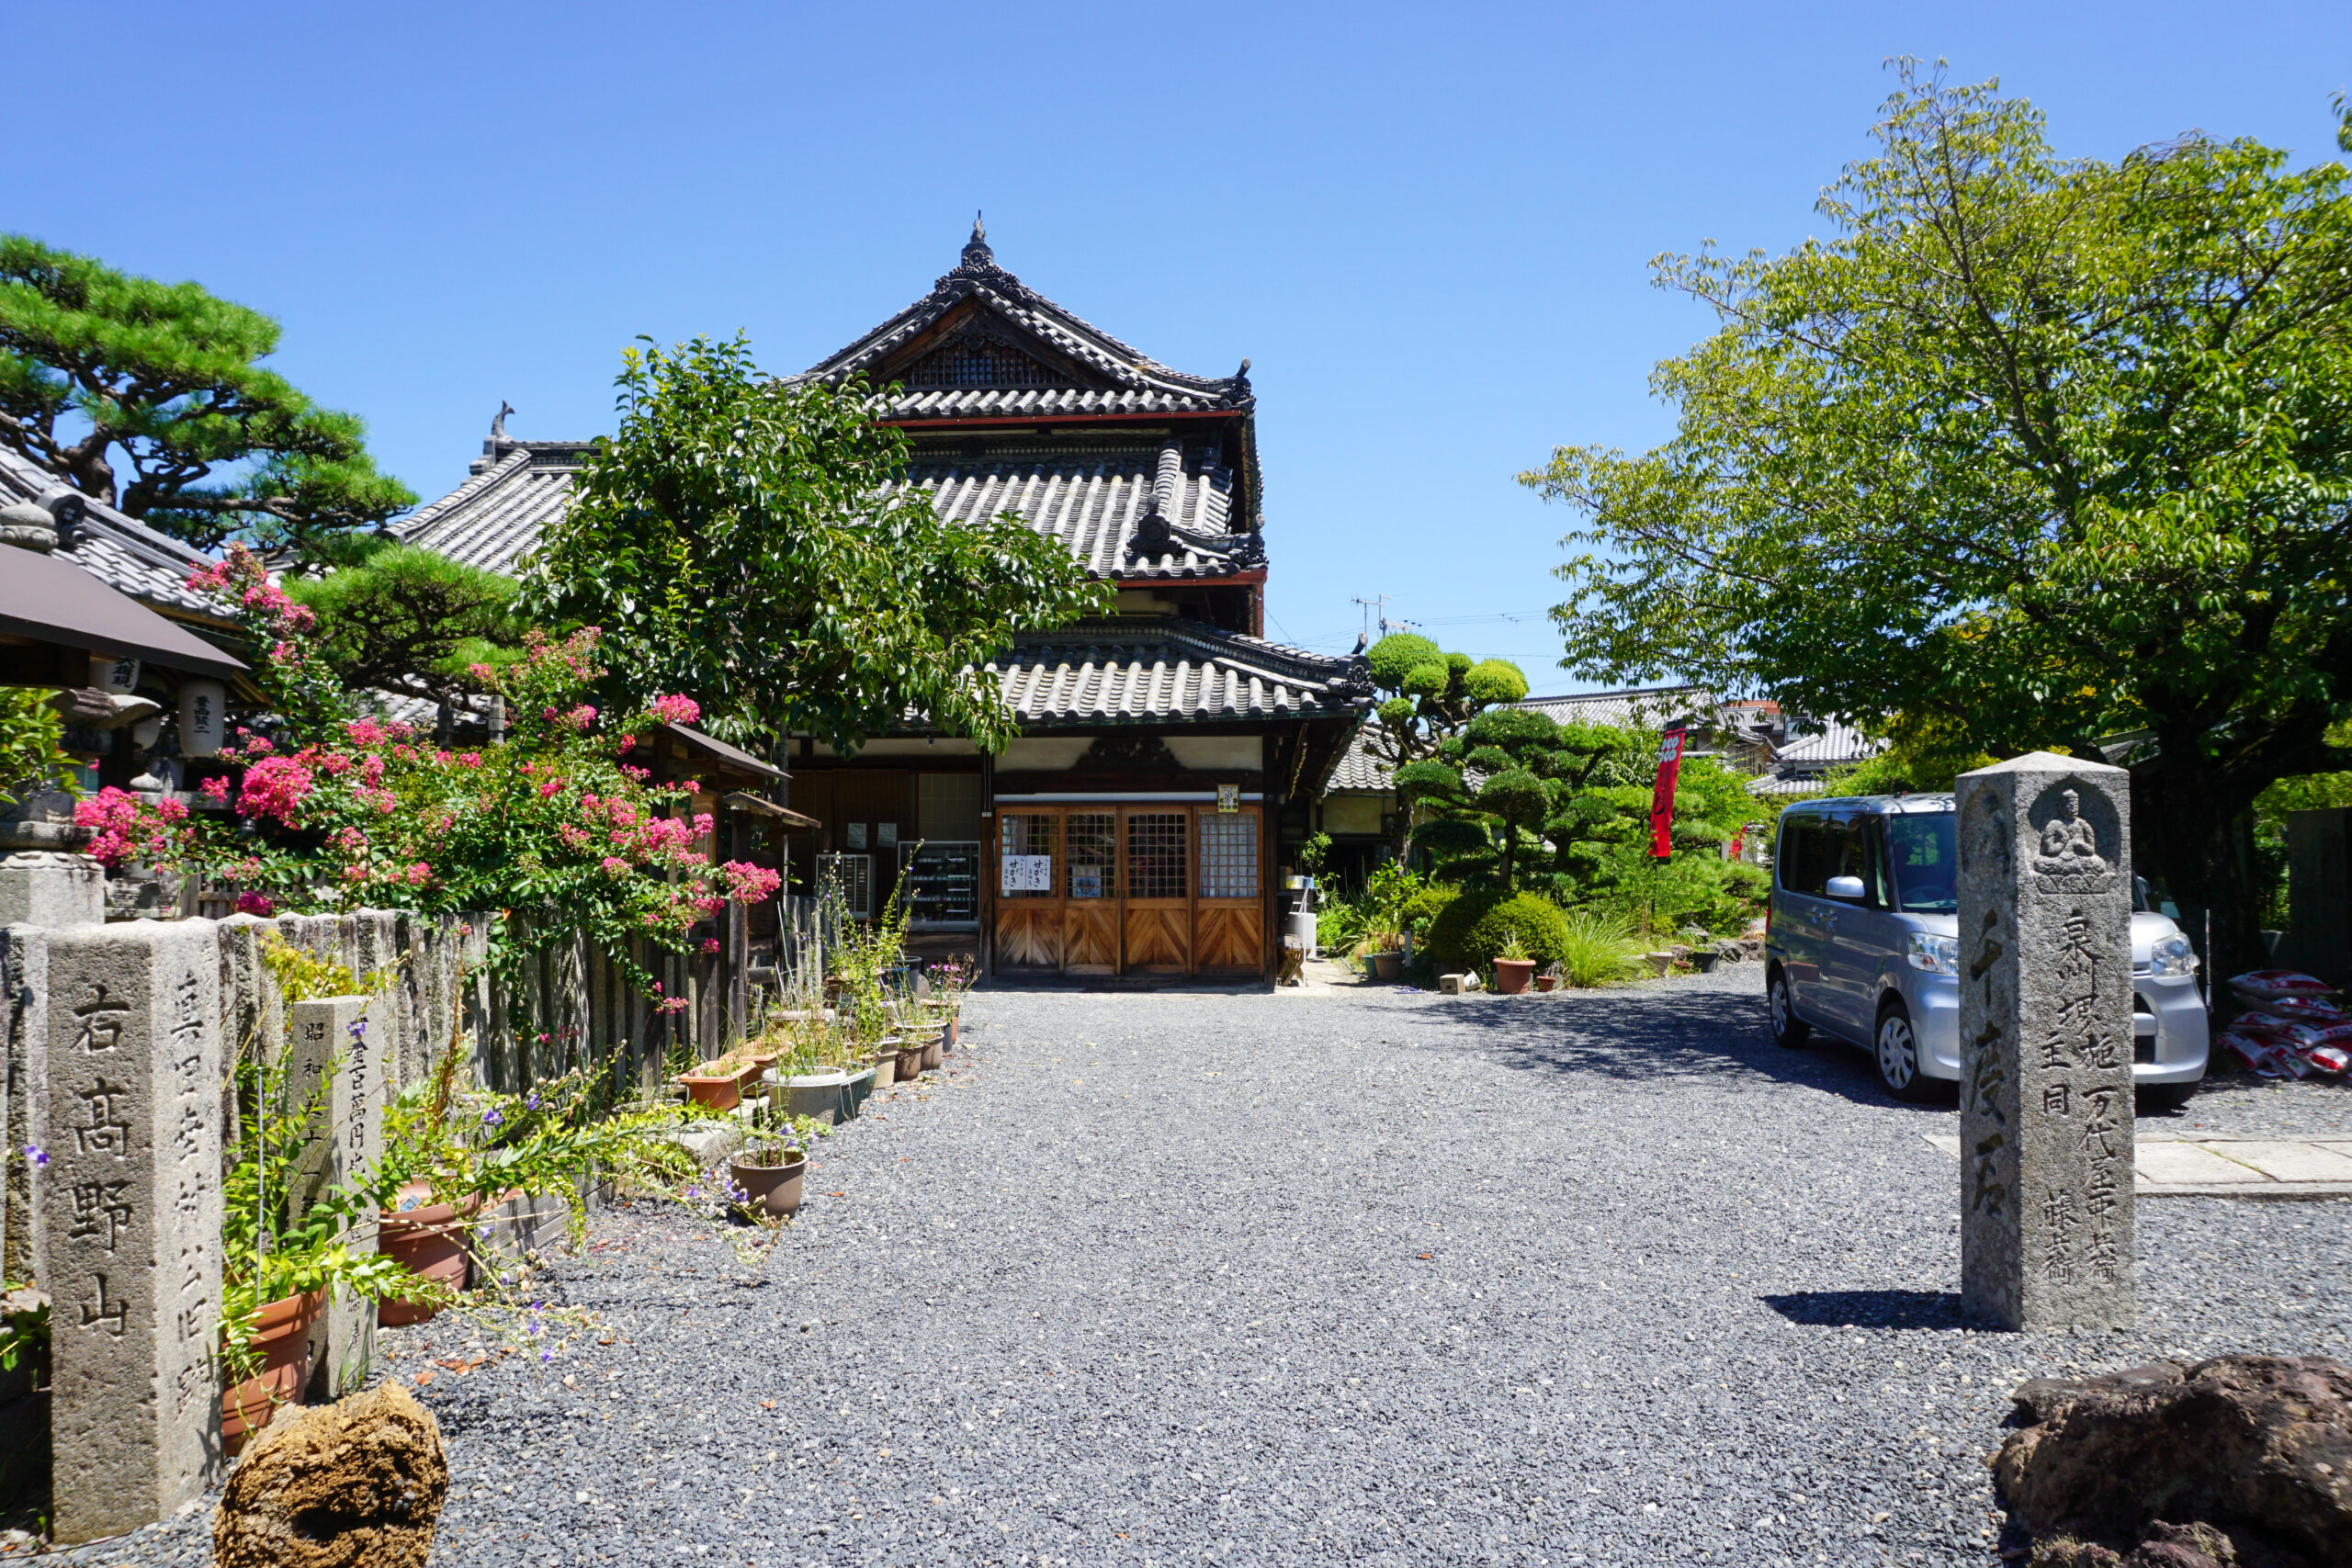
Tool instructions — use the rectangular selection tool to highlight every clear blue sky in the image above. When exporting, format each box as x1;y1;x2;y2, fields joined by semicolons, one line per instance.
8;4;2346;688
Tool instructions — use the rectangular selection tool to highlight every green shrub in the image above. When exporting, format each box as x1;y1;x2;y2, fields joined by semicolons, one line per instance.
1399;884;1460;938
1425;890;1572;973
1555;908;1646;987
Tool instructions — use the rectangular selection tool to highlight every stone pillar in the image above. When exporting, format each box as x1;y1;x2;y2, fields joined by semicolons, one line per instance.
0;852;107;928
1958;752;2136;1331
286;996;383;1399
33;919;223;1543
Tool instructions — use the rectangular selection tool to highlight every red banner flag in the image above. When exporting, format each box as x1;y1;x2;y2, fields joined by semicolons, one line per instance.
1649;728;1687;859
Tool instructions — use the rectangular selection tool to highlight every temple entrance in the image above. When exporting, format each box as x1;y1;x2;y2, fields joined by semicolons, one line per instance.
990;803;1265;978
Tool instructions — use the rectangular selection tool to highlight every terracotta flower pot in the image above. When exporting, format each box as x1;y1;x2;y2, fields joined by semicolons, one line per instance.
378;1183;480;1326
1367;951;1404;983
1534;974;1559;992
1493;957;1537;995
221;1289;322;1455
675;1067;744;1111
728;1149;808;1219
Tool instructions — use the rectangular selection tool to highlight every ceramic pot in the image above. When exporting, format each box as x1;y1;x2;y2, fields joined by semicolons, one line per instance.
222;1289;322;1454
1493;957;1537;995
1367;951;1404;983
842;1065;876;1119
919;1032;944;1072
775;1070;854;1127
869;1045;898;1090
1534;975;1559;993
378;1183;480;1325
895;1040;923;1081
1691;949;1723;973
728;1149;808;1219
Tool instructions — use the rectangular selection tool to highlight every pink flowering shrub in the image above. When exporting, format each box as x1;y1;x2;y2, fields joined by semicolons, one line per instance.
649;694;700;726
93;626;775;994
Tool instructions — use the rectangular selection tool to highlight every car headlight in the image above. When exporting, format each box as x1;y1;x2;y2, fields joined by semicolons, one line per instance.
2148;932;2199;977
1907;932;1959;976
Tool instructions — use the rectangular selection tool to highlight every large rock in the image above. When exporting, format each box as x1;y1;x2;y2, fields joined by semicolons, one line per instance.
1994;1355;2352;1568
212;1381;448;1568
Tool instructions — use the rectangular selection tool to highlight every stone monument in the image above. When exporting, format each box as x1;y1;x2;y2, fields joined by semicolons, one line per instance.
286;996;383;1399
0;851;107;927
1957;752;2136;1331
34;919;224;1543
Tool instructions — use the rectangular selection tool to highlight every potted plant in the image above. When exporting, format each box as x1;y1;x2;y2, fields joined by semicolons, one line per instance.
1492;928;1537;995
1534;963;1562;993
728;1139;808;1219
893;1036;923;1082
1691;945;1724;973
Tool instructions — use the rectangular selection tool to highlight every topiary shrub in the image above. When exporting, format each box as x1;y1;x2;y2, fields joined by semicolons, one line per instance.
1425;889;1573;974
1399;884;1461;939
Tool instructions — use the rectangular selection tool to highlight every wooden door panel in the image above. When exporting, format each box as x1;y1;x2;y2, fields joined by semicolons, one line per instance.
1193;905;1262;976
1064;904;1118;973
1123;907;1190;972
996;905;1062;969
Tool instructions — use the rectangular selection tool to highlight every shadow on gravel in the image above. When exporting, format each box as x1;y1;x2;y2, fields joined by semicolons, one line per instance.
1761;1289;1983;1330
1356;981;1960;1112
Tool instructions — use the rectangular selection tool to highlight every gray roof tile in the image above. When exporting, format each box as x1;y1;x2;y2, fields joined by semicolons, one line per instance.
0;446;238;627
988;621;1368;726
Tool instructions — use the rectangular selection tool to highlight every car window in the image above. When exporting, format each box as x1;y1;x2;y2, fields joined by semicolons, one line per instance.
1777;816;1828;895
1866;819;1897;908
1885;812;1958;914
1827;817;1869;889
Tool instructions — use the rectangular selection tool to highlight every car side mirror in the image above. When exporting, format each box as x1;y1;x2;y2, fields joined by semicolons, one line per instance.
1825;874;1866;902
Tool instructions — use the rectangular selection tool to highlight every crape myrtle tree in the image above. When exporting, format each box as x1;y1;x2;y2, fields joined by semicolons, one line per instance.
1522;66;2352;976
0;237;414;561
523;335;1112;757
1357;632;1529;856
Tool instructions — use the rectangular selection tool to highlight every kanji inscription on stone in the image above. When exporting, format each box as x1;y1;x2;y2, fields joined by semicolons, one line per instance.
288;996;382;1395
1957;753;2136;1330
34;920;224;1543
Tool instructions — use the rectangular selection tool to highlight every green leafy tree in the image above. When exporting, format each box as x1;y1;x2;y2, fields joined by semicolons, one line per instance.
288;538;526;716
1523;67;2352;975
0;236;414;560
0;686;80;804
523;334;1112;756
1358;632;1527;855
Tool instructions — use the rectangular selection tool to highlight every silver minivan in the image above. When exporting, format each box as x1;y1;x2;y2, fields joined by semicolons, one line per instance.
1764;795;2210;1105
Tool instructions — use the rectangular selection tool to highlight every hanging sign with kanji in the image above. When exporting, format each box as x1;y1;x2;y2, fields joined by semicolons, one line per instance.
1649;728;1688;859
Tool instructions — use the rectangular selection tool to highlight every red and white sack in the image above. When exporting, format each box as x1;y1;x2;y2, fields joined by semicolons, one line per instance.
2301;1043;2352;1077
2220;1031;2306;1078
2256;994;2351;1025
2227;970;2337;1004
2237;1012;2352;1050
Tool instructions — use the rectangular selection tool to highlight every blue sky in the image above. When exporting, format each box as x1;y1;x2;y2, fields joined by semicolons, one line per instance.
7;3;2346;689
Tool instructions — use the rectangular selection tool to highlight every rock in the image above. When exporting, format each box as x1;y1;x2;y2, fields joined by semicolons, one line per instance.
1994;1355;2352;1568
657;1118;746;1168
212;1381;449;1568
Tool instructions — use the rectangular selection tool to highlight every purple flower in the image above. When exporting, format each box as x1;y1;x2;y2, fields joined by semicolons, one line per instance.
526;1092;543;1111
541;1349;553;1361
347;1019;368;1040
481;1107;503;1127
24;1144;46;1168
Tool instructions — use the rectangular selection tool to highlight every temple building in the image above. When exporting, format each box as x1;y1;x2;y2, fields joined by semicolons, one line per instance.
400;222;1371;979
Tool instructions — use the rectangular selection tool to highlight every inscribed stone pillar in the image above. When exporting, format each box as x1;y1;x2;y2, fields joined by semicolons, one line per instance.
287;996;382;1398
1957;752;2136;1331
0;851;107;927
34;919;223;1543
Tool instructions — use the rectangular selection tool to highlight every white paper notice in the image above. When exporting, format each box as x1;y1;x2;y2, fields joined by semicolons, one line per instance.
1001;854;1054;895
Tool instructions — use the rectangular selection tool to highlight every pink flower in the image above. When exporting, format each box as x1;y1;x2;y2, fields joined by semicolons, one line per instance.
233;891;276;918
600;856;630;875
467;662;496;684
538;780;562;798
237;755;316;825
404;862;431;886
458;752;483;769
650;694;701;727
198;776;230;802
155;796;188;822
701;938;721;955
345;717;390;748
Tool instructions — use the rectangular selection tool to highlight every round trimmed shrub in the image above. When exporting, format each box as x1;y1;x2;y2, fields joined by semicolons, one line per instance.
1399;884;1461;938
1425;889;1573;974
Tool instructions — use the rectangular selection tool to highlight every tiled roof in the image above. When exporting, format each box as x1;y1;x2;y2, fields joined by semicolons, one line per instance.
891;437;1257;580
396;444;583;576
401;434;1264;582
0;446;235;626
988;620;1370;727
792;221;1248;417
1770;719;1883;768
1747;773;1828;796
1327;728;1392;792
1521;684;1727;729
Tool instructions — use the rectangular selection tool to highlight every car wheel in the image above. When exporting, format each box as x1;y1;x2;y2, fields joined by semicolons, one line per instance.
1769;966;1810;1049
1874;999;1939;1102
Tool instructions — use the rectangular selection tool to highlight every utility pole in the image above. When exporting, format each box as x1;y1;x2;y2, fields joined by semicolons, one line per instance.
1352;595;1415;640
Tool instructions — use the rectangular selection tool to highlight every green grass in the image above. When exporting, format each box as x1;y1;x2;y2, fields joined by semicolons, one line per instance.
1555;909;1646;987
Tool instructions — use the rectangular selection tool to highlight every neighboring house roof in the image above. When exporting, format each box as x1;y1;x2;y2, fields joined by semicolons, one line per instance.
1770;719;1882;769
985;620;1370;728
1327;728;1392;792
789;220;1250;421
1521;683;1728;729
397;441;585;577
0;446;235;627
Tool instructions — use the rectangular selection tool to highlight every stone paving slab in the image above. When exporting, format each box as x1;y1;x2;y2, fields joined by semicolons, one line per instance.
1924;1132;2352;1198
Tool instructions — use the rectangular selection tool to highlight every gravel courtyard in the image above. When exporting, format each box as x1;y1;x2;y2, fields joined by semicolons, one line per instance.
55;970;2352;1567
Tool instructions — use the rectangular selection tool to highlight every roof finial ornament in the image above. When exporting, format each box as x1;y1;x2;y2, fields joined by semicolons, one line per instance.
960;211;995;272
492;400;515;442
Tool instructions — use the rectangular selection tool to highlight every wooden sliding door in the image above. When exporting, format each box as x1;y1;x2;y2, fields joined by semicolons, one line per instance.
1061;811;1120;974
994;811;1061;970
1121;808;1191;974
1193;807;1263;975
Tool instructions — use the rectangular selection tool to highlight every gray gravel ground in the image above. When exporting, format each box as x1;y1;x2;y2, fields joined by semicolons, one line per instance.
40;967;2352;1566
